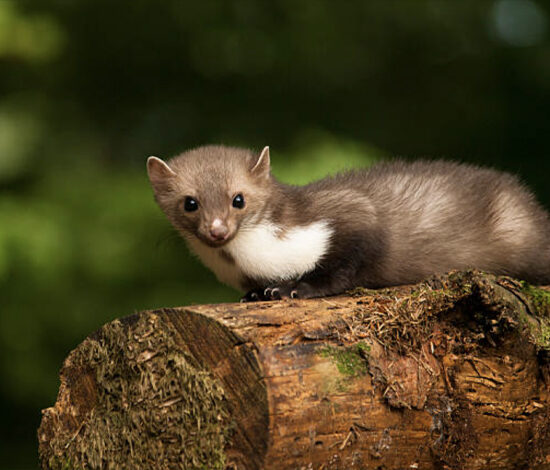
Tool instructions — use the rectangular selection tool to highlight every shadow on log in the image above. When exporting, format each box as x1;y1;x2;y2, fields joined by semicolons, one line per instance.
38;271;550;469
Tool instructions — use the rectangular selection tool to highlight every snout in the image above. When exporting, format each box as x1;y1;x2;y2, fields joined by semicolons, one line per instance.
207;218;230;243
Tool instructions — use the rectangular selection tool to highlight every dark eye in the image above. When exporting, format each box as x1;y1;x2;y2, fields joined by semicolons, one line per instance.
232;193;245;209
183;196;199;212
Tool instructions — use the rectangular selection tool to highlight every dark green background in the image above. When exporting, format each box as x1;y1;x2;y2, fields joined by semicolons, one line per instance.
1;1;549;468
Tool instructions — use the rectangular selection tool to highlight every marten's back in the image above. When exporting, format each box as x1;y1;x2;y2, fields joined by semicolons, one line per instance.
299;160;550;285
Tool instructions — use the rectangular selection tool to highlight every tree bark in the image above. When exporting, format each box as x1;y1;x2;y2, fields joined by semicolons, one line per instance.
38;271;550;469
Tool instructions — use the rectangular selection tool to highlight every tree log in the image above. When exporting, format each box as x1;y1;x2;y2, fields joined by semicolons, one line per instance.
38;271;550;469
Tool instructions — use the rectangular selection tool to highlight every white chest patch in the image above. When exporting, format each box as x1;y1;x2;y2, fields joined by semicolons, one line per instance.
187;220;333;291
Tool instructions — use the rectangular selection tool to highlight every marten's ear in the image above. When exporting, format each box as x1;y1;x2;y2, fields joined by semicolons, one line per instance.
250;146;270;179
147;156;176;184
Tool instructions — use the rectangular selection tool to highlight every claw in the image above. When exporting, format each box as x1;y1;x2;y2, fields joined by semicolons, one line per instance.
290;290;298;299
271;288;281;300
241;291;259;302
263;288;272;298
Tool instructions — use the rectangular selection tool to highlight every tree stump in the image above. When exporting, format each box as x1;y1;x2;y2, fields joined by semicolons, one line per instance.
38;271;550;469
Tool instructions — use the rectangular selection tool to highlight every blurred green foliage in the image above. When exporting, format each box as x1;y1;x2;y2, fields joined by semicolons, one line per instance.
0;1;549;468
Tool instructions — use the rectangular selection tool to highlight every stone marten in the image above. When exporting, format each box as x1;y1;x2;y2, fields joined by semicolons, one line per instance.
147;145;550;300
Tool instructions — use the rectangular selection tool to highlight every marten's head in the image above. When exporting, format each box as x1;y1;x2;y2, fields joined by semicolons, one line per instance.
147;145;272;247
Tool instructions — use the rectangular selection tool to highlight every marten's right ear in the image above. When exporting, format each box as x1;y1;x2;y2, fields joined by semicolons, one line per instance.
147;156;176;184
250;146;270;179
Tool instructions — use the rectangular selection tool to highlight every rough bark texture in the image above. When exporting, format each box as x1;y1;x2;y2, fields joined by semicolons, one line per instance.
38;271;550;469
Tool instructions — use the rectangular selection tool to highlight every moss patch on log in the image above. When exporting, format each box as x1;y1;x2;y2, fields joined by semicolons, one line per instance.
41;313;231;470
319;342;370;377
510;281;550;352
520;281;550;316
518;312;550;353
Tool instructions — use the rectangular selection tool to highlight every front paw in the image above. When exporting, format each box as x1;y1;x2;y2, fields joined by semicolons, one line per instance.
241;285;297;302
265;281;323;300
242;282;319;302
262;285;298;300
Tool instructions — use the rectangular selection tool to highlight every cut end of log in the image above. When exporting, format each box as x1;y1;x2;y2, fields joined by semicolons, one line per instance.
38;271;550;469
38;313;267;469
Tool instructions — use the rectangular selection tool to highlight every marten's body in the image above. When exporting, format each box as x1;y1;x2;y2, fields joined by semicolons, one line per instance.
147;145;550;300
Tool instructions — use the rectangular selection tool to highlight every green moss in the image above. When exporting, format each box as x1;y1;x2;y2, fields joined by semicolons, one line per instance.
47;458;77;470
44;313;231;470
532;318;550;352
520;282;550;316
355;341;371;353
539;323;550;349
319;342;370;377
517;307;550;352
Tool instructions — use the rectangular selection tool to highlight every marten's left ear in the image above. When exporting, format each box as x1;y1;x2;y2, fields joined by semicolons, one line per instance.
250;146;270;179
